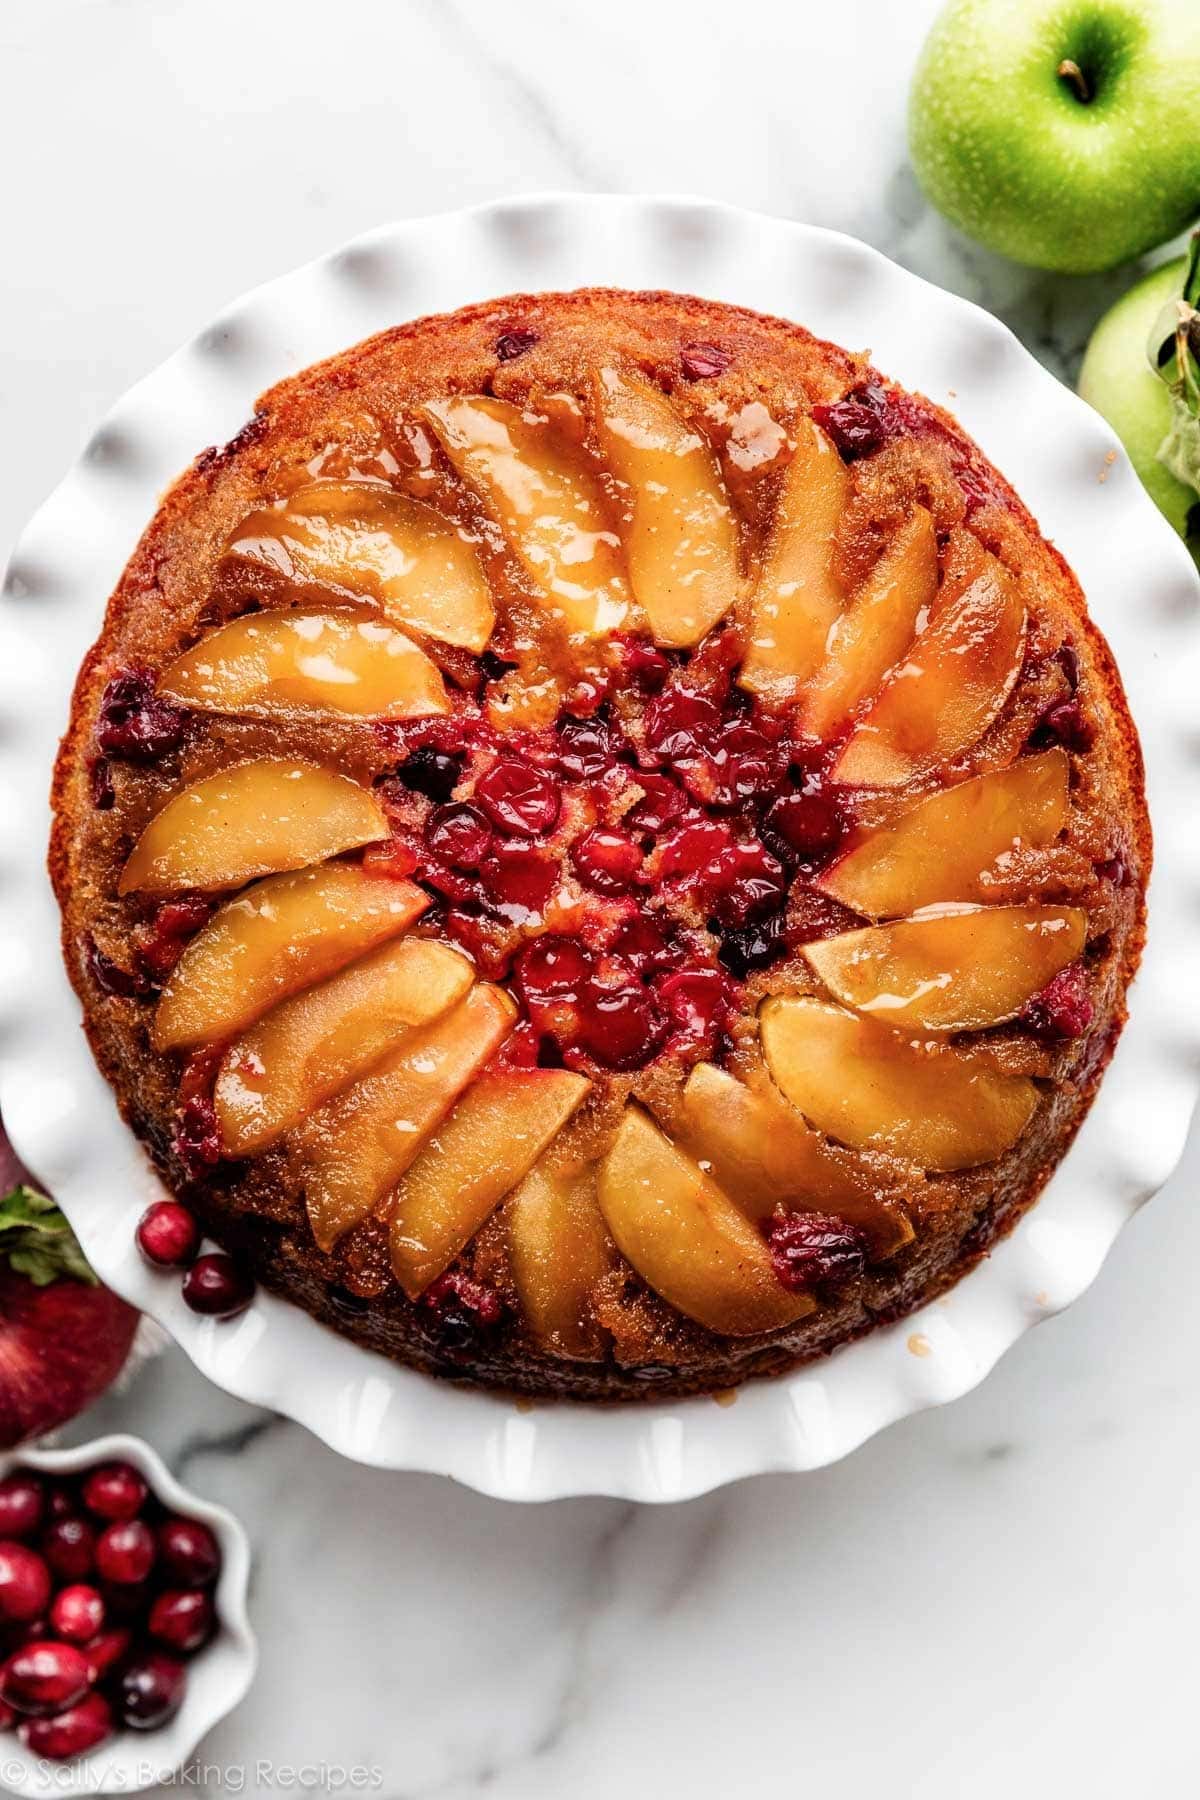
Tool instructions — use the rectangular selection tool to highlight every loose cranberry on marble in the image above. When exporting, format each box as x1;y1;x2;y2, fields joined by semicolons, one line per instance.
137;1199;201;1269
19;1691;112;1760
420;1269;505;1355
572;827;643;895
397;746;464;803
813;383;894;460
0;1640;90;1715
680;341;731;381
48;1586;105;1645
425;803;493;869
148;1588;213;1656
172;1095;221;1180
718;912;788;978
0;1476;44;1541
156;1519;220;1589
82;1463;148;1524
494;327;538;362
118;1650;187;1731
83;1626;132;1685
181;1253;256;1320
553;711;630;779
95;670;185;762
480;841;557;924
0;1545;51;1623
475;760;561;837
765;787;845;861
627;773;687;835
40;1518;95;1584
95;1520;155;1587
765;1211;869;1292
1021;963;1094;1041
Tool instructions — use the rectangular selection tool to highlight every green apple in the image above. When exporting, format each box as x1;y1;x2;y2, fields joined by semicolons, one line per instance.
909;0;1200;274
1078;256;1198;541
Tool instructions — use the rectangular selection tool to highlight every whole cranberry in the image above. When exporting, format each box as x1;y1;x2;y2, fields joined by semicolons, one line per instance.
95;670;185;762
766;1212;869;1292
706;839;788;926
0;1544;52;1623
0;1640;90;1715
611;917;682;975
553;712;628;779
572;827;643;895
136;1199;201;1268
579;981;666;1071
40;1517;95;1583
813;383;894;460
627;773;686;835
0;1476;44;1539
19;1691;112;1760
643;687;722;760
82;1461;148;1523
766;788;845;860
95;1519;155;1587
48;1585;105;1645
514;936;592;1008
656;968;731;1043
181;1253;255;1319
425;803;493;869
656;818;733;880
148;1588;214;1655
157;1518;220;1588
475;759;561;837
480;842;557;924
83;1626;132;1685
118;1650;187;1732
397;746;463;803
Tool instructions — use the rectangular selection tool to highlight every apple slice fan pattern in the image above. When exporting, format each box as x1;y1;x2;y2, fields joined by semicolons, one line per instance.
55;306;1143;1400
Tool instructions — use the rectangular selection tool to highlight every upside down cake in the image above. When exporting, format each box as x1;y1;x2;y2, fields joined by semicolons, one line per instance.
50;288;1149;1400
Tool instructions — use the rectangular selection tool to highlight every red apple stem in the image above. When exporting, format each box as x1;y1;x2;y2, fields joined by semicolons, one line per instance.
1057;58;1092;104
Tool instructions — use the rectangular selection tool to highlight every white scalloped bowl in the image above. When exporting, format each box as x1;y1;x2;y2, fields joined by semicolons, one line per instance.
2;196;1198;1503
0;1435;255;1797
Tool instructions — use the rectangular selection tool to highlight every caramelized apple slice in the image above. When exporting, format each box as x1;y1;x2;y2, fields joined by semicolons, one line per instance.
831;551;1026;787
805;903;1087;1033
214;938;473;1155
423;395;630;637
298;984;517;1253
389;1069;590;1297
740;417;850;698
160;610;448;720
152;865;426;1052
225;482;495;651
677;1063;913;1258
590;366;742;647
597;1109;815;1336
798;507;938;737
120;760;388;896
819;750;1070;919
760;997;1037;1171
507;1159;616;1359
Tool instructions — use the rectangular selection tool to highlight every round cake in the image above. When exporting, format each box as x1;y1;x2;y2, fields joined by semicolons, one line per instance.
50;288;1149;1400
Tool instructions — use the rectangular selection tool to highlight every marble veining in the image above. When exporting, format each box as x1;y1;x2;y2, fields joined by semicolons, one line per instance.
4;0;1197;1793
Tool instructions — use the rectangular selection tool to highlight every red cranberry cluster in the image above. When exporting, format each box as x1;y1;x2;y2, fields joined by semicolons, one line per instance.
137;1200;255;1321
814;382;1007;516
0;1463;222;1760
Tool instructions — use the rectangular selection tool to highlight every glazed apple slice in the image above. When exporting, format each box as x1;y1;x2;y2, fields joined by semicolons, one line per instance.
152;865;427;1052
760;996;1037;1171
120;760;388;896
160;609;449;720
819;749;1070;919
423;395;631;638
507;1159;616;1359
677;1062;913;1259
214;937;473;1155
297;984;517;1253
831;548;1026;786
805;903;1087;1033
389;1068;590;1298
740;416;850;698
590;366;743;647
798;506;938;737
225;481;495;651
597;1108;815;1336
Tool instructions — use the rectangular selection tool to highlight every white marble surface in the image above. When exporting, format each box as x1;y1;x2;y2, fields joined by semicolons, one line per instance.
3;0;1198;1794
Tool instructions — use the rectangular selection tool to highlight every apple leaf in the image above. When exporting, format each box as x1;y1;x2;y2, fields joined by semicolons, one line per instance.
1149;232;1200;501
0;1185;98;1287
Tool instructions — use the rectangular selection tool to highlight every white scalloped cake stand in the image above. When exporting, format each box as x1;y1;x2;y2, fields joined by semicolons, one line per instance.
2;196;1198;1502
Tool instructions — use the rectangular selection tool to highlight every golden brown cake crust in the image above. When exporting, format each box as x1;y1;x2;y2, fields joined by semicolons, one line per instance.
50;288;1149;1401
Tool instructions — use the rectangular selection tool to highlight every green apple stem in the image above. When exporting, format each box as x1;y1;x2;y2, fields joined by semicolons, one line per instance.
1056;58;1092;103
1149;232;1200;504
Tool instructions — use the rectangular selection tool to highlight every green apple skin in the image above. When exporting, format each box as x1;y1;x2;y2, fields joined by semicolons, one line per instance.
1078;257;1197;541
909;0;1200;274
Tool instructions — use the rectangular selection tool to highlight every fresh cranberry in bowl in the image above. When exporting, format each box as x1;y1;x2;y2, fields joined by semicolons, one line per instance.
19;1691;112;1760
0;1640;91;1715
82;1461;148;1523
0;1477;43;1540
118;1650;188;1731
0;1544;51;1623
156;1518;221;1589
95;1519;155;1587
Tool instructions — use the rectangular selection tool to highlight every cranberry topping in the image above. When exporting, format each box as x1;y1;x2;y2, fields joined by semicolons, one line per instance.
181;1253;255;1320
572;827;643;894
0;1641;90;1716
643;687;723;760
148;1588;213;1655
19;1691;112;1760
494;327;538;362
580;980;666;1070
118;1650;187;1731
89;755;115;810
49;1586;105;1645
627;773;687;834
480;841;557;923
1021;963;1094;1041
552;709;630;779
765;1211;870;1292
718;912;788;978
655;968;732;1046
680;342;731;381
94;1520;155;1587
705;838;788;926
136;1200;201;1269
765;787;845;862
84;939;148;1001
610;917;683;975
40;1520;94;1584
156;1519;220;1589
656;818;734;881
172;1095;221;1180
420;1269;504;1354
397;746;463;803
475;759;561;836
425;803;493;869
0;1546;51;1623
612;634;670;691
133;896;213;983
1033;698;1094;752
0;1478;44;1542
95;670;185;762
814;383;893;460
